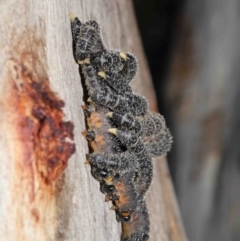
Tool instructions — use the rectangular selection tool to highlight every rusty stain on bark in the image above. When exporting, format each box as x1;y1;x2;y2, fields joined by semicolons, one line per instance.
8;57;75;185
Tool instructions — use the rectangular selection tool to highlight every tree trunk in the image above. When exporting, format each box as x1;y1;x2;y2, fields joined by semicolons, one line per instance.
0;0;186;240
167;0;240;240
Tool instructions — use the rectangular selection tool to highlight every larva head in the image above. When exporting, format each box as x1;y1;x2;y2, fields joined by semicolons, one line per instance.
100;173;120;195
82;130;95;141
91;166;114;182
82;104;95;118
73;20;105;61
117;210;131;223
101;184;116;194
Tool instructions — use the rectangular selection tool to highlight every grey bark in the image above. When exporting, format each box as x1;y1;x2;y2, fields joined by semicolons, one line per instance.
167;0;240;240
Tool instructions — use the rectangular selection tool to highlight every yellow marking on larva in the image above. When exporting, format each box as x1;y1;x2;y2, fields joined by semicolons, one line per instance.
104;176;114;185
77;58;90;65
106;112;113;118
77;60;84;65
119;52;127;61
105;176;113;182
84;58;90;64
98;71;107;79
108;128;118;136
69;12;75;22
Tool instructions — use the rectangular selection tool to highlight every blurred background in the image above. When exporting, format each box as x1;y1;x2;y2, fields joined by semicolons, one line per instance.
133;0;240;241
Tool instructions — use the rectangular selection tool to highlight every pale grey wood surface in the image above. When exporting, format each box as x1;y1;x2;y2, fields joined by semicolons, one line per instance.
0;1;186;240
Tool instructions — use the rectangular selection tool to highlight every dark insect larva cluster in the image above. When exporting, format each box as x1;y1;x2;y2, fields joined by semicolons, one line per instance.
70;13;173;241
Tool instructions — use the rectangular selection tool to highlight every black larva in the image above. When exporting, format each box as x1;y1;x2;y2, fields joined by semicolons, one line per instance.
108;172;139;222
88;152;137;175
121;200;150;241
70;15;106;62
96;53;138;92
91;89;148;116
82;64;109;95
108;129;153;197
144;128;173;157
108;112;166;137
70;13;173;241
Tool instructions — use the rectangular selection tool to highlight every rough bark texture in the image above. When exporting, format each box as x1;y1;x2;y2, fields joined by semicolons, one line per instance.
0;1;186;240
167;0;240;240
